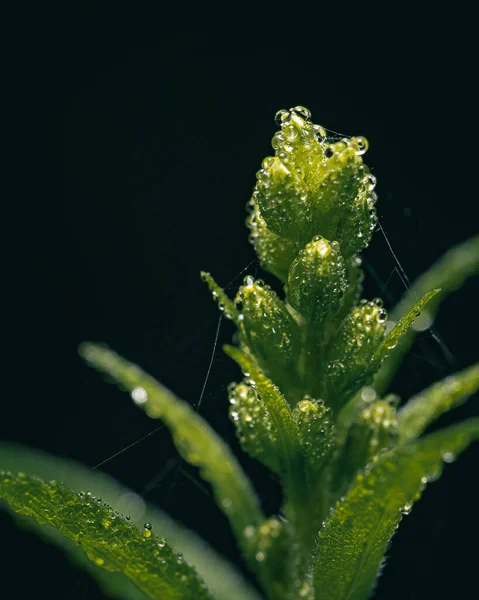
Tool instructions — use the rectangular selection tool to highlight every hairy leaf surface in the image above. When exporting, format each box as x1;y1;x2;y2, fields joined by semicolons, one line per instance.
0;442;263;600
370;289;440;369
0;471;213;600
314;419;479;600
375;235;479;394
398;362;479;443
79;343;263;555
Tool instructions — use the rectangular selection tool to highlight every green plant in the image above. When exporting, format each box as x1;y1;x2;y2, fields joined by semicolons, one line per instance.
2;106;479;600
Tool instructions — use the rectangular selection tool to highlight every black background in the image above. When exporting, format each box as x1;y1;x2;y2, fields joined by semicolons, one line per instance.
2;11;478;600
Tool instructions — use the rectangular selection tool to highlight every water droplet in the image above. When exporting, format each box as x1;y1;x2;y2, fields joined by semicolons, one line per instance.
131;387;148;406
243;275;254;287
222;497;232;508
354;136;369;155
361;387;377;403
255;550;265;562
292;105;311;121
144;523;152;538
353;255;363;266
313;123;327;140
274;109;291;127
378;308;388;323
442;451;455;463
244;525;256;538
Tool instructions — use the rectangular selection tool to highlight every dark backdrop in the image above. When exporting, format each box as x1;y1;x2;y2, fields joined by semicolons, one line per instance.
3;19;478;600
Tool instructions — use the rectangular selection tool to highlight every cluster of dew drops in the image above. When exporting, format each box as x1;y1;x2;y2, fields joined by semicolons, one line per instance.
267;106;379;239
75;490;196;580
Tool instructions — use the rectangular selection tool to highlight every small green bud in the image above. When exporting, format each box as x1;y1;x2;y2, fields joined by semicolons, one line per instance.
246;202;301;282
228;381;279;474
246;517;291;591
254;108;376;257
292;396;335;478
324;300;387;410
286;236;347;323
332;398;399;496
236;278;299;394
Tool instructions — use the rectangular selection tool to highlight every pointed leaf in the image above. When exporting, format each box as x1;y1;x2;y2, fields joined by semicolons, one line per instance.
398;362;479;443
200;271;238;322
79;343;263;556
370;289;440;369
314;418;479;600
0;442;264;600
223;345;300;471
0;471;213;600
223;346;309;533
375;235;479;394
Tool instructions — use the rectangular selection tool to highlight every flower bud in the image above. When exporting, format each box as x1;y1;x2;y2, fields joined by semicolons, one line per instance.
332;398;399;495
228;380;279;474
254;108;376;258
247;202;301;282
292;396;335;478
323;301;387;410
236;278;299;395
286;236;347;323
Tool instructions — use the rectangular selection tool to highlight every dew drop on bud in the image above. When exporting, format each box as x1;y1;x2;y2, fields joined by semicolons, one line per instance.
313;123;327;140
292;106;312;121
354;136;369;155
274;109;291;127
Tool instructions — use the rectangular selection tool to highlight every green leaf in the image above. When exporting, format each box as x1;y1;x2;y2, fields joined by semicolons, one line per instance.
223;346;300;473
200;271;238;322
398;362;479;444
223;346;310;536
374;235;479;395
0;471;213;600
314;418;479;600
370;289;440;369
79;343;263;557
0;442;264;600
